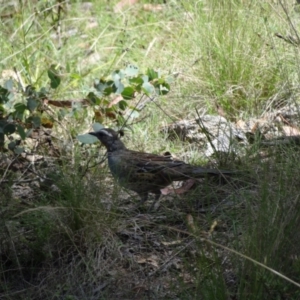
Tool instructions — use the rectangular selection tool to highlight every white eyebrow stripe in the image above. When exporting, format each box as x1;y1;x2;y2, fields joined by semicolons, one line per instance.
101;130;113;137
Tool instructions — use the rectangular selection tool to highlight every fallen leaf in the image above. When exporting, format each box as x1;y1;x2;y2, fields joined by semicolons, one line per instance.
137;255;159;268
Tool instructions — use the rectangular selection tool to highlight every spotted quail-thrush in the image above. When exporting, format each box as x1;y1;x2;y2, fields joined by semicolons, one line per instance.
89;128;234;204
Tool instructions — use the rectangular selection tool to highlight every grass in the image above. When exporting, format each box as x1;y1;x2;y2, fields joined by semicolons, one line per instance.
1;0;300;299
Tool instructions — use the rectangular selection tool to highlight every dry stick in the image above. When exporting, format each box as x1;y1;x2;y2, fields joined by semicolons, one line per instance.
162;225;300;289
42;103;75;163
56;0;63;49
206;237;300;288
13;161;34;185
1;178;40;184
279;0;300;45
0;154;21;185
80;152;107;180
148;239;194;277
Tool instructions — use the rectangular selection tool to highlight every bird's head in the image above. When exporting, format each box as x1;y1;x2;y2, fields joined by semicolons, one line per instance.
89;128;126;151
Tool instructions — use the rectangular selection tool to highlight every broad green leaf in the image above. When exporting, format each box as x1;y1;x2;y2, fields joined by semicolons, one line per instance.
112;72;121;82
4;123;15;135
124;65;139;77
114;80;124;94
87;92;100;105
77;133;98;144
14;103;27;113
112;69;125;80
38;87;48;98
94;78;106;92
103;86;114;96
129;76;143;86
147;68;159;81
32;116;41;128
4;79;13;91
121;86;135;100
142;75;149;83
0;120;7;129
0;86;10;103
13;103;27;120
14;146;24;154
92;123;104;131
155;82;170;95
142;82;154;96
118;100;128;110
0;132;4;145
8;141;16;151
27;97;38;112
17;124;26;140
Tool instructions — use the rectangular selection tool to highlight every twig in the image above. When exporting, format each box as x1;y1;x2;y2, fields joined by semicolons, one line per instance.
0;154;21;185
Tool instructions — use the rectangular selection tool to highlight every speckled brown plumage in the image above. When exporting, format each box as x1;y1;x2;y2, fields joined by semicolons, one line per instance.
89;128;234;204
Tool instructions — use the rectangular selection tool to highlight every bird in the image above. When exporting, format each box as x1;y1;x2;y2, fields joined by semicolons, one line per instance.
89;128;235;206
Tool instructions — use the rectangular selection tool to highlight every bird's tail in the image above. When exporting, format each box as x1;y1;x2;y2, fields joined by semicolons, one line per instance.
192;168;235;177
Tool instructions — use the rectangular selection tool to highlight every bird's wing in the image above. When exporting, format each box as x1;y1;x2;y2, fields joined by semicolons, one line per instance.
122;150;186;173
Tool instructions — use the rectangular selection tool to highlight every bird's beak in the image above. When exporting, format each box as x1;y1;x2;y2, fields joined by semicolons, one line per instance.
88;132;97;136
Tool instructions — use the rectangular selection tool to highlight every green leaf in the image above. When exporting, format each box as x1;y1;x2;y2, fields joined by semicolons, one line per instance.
27;97;38;112
3;123;15;135
77;133;98;144
103;86;114;96
121;86;135;100
0;86;10;104
114;80;124;94
17;124;26;140
38;87;48;98
94;78;106;92
92;123;104;131
25;85;36;96
142;82;154;96
124;65;139;77
48;65;61;89
32;116;41;128
147;68;159;81
0;120;7;129
14;103;27;113
154;82;170;95
142;75;149;83
112;69;125;80
14;146;24;154
118;100;128;110
129;76;143;86
4;79;13;91
8;141;16;151
87;92;101;105
13;103;27;120
0;132;4;145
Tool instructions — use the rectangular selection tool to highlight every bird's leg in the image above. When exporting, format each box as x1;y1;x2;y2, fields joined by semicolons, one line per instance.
139;193;149;204
131;193;149;211
148;193;161;212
